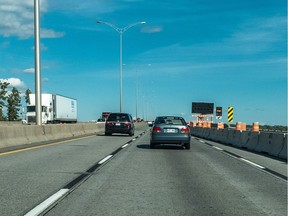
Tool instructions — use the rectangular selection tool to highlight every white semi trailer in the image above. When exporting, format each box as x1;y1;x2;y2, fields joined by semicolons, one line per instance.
26;93;77;124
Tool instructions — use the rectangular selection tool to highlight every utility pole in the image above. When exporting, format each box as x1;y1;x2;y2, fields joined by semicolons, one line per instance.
34;0;42;125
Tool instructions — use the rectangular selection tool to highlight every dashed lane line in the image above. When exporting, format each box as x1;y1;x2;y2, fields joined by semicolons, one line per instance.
23;131;147;216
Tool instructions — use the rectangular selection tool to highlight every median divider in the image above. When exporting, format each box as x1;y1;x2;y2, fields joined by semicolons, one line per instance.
0;123;102;150
254;132;285;157
278;134;287;159
43;125;70;140
0;125;29;148
0;122;132;150
190;126;286;160
227;130;242;147
68;124;85;137
25;125;47;144
207;128;217;141
241;131;260;151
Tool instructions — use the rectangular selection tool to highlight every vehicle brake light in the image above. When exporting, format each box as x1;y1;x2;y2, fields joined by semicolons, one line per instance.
106;121;112;125
152;127;161;133
124;122;131;126
181;127;190;134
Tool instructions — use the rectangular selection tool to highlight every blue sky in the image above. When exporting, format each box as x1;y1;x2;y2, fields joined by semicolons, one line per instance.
0;0;287;125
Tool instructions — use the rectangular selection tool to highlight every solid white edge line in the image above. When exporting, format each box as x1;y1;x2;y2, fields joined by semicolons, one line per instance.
24;189;69;216
212;146;223;151
98;155;113;164
122;144;129;148
240;158;265;169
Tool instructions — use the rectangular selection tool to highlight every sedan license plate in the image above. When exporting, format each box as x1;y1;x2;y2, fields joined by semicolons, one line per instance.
115;123;121;126
165;129;176;133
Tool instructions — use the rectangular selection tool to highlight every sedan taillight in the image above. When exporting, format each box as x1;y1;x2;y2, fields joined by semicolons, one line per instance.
181;127;190;134
152;127;161;133
124;122;131;126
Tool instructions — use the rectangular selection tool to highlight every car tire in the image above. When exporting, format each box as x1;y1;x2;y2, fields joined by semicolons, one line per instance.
185;142;190;150
105;132;111;136
129;130;134;136
150;142;155;149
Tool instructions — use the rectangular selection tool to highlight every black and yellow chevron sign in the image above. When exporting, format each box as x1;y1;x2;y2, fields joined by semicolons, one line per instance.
228;107;233;122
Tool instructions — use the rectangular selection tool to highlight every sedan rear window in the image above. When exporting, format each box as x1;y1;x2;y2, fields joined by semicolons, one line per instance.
107;114;129;121
155;117;185;125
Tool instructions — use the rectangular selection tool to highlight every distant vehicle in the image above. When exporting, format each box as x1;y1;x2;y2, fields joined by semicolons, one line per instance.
150;116;191;149
97;118;105;123
105;113;135;136
147;121;154;127
102;112;111;121
26;93;77;124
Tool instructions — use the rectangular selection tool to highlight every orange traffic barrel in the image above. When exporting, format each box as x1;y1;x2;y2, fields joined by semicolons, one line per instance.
203;121;208;128
251;122;259;132
241;123;246;131
207;122;211;128
217;123;224;129
236;122;242;130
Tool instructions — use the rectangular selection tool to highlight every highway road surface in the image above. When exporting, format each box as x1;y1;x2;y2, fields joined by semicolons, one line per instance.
0;124;286;216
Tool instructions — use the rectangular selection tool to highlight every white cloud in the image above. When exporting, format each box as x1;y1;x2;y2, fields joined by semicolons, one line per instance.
42;78;49;82
0;0;64;39
136;16;286;72
23;68;35;74
41;28;65;38
141;26;163;33
234;17;283;46
0;77;26;88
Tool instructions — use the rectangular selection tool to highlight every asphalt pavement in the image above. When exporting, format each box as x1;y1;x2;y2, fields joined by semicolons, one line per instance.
0;125;286;216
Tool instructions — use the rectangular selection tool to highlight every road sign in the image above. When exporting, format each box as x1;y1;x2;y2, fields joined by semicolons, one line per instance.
192;102;214;114
228;107;233;122
216;107;222;117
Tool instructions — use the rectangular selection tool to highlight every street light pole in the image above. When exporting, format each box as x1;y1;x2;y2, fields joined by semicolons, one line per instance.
34;0;42;125
97;21;146;112
119;32;123;112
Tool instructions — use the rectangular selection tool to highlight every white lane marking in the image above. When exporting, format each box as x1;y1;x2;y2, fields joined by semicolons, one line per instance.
98;155;113;164
132;138;136;141
122;144;129;148
24;189;69;216
240;158;265;169
212;146;223;151
199;140;205;143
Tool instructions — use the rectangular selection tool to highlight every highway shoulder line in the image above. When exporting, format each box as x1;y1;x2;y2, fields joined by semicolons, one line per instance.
194;137;288;182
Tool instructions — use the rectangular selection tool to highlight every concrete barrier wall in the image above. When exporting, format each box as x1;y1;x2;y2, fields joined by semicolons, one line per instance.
0;126;29;147
190;127;287;160
26;125;48;144
0;122;144;150
255;132;285;157
241;131;260;151
0;123;105;149
278;134;287;159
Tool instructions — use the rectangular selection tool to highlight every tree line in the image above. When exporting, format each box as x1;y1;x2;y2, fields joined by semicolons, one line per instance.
0;80;31;121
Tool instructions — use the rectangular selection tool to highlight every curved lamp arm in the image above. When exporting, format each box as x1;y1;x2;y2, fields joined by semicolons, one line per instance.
97;20;146;34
